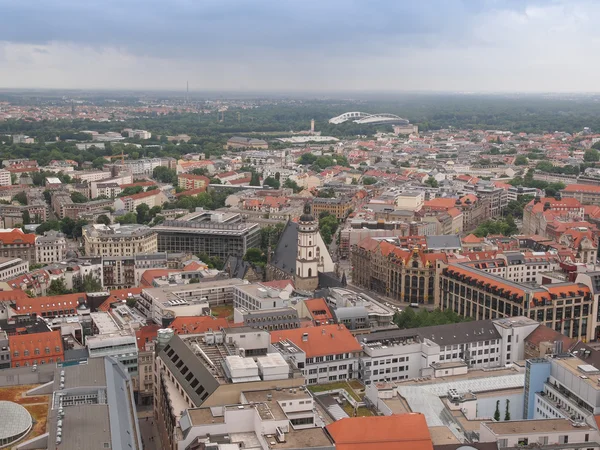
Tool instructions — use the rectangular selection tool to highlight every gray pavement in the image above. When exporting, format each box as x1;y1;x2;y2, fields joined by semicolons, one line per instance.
139;417;162;450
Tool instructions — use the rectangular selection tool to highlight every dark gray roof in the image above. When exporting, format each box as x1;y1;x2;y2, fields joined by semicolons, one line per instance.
270;221;299;275
159;335;220;406
426;235;462;250
225;256;252;279
417;320;501;346
318;271;344;289
365;319;501;347
505;253;526;264
64;348;89;362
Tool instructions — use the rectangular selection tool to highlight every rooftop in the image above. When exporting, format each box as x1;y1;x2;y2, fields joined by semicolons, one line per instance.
483;418;594;434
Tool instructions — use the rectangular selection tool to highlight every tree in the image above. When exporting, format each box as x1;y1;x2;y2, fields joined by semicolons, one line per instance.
514;155;528;165
70;192;88;203
584;148;600;162
362;176;377;185
22;210;31;225
92;157;109;169
72;272;103;293
283;178;302;193
126;298;137;308
263;176;280;189
118;186;144;197
96;214;111;225
504;399;510;421
494;400;501;421
12;192;27;205
249;172;261;186
319;213;339;245
424;176;439;188
48;278;69;296
243;248;267;266
136;203;150;224
115;212;138;224
153;166;177;184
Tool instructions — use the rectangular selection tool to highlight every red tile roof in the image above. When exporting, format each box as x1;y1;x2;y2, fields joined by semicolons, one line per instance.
270;324;361;358
325;414;433;450
135;324;161;350
423;198;457;210
14;292;84;315
260;279;294;290
563;184;600;193
0;229;36;245
139;269;180;287
304;298;334;324
9;329;63;367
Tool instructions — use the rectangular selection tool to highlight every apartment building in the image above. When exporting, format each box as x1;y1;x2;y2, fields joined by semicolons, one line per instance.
153;210;261;260
467;252;561;284
177;173;210;190
72;170;112;184
0;169;10;186
35;230;67;264
270;324;362;384
523;196;585;236
562;184;600;206
439;262;594;340
114;189;168;213
0;228;36;263
352;239;445;305
0;257;29;281
83;223;158;257
311;197;352;220
9;329;64;367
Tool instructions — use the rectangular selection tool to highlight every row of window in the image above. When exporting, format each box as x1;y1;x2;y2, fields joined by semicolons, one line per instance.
13;346;60;357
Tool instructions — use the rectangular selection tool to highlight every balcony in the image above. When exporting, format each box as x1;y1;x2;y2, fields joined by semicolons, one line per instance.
542;383;591;421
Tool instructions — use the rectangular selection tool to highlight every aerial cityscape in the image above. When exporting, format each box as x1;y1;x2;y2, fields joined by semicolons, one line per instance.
3;1;600;450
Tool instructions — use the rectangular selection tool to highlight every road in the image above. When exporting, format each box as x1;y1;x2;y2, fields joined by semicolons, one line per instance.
138;416;162;450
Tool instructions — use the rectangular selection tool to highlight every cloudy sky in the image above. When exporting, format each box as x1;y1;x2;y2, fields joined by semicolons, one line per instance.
0;0;597;92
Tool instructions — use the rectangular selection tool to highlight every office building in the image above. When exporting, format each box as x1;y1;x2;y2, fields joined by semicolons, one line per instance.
0;256;29;281
35;230;67;264
153;210;261;260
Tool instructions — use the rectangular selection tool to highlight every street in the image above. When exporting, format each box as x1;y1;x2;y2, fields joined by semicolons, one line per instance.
138;409;162;450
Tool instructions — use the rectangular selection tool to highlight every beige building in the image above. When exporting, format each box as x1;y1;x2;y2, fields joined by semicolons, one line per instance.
35;230;67;264
83;223;157;257
394;190;424;211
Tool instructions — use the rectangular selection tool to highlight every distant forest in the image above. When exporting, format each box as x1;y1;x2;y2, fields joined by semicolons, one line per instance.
3;94;600;138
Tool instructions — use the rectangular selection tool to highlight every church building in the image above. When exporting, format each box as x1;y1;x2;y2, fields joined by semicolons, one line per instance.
266;203;335;291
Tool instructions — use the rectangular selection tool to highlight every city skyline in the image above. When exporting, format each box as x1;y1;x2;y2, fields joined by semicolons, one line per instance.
1;0;599;92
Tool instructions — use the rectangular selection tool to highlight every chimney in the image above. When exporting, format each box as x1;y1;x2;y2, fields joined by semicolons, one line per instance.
302;333;308;342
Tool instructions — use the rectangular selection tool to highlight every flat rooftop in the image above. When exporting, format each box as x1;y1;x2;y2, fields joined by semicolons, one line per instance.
187;407;225;426
554;356;600;390
484;418;595;434
267;427;332;449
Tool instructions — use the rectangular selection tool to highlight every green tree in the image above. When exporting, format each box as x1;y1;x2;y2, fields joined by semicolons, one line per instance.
504;399;510;421
96;214;111;225
494;400;501;421
362;176;378;185
115;212;138;224
283;178;302;193
72;272;103;293
92;157;109;169
514;155;528;165
126;298;137;308
393;308;469;328
118;186;144;197
48;278;69;296
12;192;27;205
424;177;439;188
249;171;261;186
70;192;88;203
263;176;280;189
136;203;150;224
22;210;31;225
243;248;267;266
153;166;177;184
584;148;600;162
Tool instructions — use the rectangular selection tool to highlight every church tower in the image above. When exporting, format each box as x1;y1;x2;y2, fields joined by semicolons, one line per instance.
295;202;319;291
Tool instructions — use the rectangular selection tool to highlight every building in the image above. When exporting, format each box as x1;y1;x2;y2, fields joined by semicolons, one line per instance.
562;184;600;206
9;329;63;367
311;197;352;220
0;228;36;263
523;196;585;236
471;182;508;218
30;357;143;450
479;418;599;448
270;324;362;384
86;332;138;376
0;169;10;186
226;136;269;149
394;190;425;211
177;173;210;190
507;185;539;202
233;280;295;311
83;223;158;257
114;189;168;213
153;210;261;260
352;239;445;305
266;206;336;289
439;261;594;340
35;230;67;264
0;256;29;281
72;170;113;184
325;414;433;450
139;278;246;324
154;329;304;449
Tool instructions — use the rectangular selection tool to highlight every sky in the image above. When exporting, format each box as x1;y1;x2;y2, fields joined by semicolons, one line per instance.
0;0;598;92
